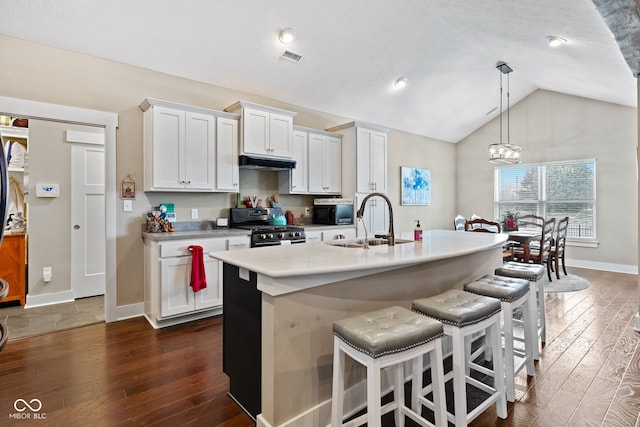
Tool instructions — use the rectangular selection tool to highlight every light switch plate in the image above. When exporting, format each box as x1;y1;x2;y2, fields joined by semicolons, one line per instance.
123;200;132;212
191;209;198;219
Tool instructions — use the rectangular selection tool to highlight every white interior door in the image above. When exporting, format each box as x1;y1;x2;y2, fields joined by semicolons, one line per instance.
71;142;105;298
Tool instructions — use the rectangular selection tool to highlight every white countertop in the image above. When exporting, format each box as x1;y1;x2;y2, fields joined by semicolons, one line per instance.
209;229;507;279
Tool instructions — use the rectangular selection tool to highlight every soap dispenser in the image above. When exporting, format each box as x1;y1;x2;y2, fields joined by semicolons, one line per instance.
414;220;423;241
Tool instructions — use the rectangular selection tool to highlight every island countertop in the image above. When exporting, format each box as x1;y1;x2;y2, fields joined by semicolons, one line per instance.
209;229;507;278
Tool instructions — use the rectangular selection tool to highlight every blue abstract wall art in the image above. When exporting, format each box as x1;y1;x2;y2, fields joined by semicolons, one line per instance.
401;167;431;205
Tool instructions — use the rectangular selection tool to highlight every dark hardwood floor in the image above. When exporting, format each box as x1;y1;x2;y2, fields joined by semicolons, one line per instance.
0;267;638;426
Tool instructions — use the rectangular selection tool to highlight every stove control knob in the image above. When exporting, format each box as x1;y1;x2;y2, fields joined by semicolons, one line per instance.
278;233;285;238
259;234;266;240
267;234;274;239
294;231;301;237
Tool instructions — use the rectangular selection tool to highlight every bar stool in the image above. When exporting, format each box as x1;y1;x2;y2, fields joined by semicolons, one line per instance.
331;306;447;427
495;261;546;359
412;290;507;427
464;275;536;403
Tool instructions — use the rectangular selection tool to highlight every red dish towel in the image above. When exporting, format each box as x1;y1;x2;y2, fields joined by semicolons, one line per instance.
188;245;207;292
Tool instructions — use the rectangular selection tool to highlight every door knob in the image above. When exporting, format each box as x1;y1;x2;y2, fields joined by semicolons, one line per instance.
74;224;80;230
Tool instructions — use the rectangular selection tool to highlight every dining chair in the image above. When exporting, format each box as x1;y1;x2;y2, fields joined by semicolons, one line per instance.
464;218;501;233
550;216;569;280
517;214;544;230
464;218;514;261
513;217;556;281
454;214;467;231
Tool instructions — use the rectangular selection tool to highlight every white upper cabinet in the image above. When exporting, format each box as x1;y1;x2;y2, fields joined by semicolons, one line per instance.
308;133;342;194
140;98;239;193
216;116;239;192
327;121;389;197
225;101;297;159
356;127;387;194
279;126;342;195
279;129;308;194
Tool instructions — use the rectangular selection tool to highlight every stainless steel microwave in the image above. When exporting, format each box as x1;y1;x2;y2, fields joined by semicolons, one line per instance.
312;204;354;225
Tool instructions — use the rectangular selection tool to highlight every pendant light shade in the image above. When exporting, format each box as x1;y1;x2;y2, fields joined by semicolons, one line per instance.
488;62;522;165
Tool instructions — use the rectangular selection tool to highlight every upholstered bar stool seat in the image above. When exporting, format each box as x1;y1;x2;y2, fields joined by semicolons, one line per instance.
331;306;448;427
464;275;536;402
495;261;546;358
412;290;507;427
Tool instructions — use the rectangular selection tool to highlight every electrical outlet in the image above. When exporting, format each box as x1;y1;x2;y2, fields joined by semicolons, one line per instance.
191;209;198;219
305;207;311;216
43;267;52;283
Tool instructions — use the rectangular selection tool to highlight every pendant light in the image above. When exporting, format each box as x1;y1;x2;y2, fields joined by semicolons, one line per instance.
488;62;521;165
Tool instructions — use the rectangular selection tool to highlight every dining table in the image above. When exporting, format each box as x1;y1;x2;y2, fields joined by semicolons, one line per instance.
505;229;541;263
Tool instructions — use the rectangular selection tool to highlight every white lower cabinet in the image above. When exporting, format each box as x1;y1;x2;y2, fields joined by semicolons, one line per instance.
160;255;222;317
144;236;242;328
304;227;357;243
356;193;389;237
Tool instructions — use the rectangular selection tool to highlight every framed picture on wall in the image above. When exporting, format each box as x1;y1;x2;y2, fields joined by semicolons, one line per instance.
401;167;431;205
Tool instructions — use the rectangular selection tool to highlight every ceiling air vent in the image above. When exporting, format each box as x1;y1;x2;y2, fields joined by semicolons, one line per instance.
282;50;303;62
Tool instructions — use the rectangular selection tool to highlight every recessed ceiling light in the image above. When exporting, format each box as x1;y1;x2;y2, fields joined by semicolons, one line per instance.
394;77;408;88
279;28;295;44
547;36;567;47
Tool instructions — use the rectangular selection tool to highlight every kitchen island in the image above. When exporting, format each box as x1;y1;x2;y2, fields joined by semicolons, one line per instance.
209;229;507;427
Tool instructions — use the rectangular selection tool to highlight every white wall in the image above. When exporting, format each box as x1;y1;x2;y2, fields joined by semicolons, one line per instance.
457;89;638;271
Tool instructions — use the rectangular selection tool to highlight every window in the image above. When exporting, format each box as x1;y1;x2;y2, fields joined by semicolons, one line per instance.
495;159;596;242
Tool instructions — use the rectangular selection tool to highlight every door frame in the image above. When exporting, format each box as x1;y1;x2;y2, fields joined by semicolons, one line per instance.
0;96;118;322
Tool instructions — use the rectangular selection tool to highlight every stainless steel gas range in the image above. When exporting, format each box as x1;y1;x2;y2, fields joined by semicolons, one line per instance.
229;207;306;247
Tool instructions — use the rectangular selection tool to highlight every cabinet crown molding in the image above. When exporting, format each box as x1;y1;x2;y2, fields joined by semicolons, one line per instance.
224;100;297;117
293;125;342;138
139;98;240;120
326;121;389;133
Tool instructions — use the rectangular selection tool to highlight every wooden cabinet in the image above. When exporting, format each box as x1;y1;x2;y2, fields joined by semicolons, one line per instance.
308;132;342;194
140;98;240;192
225;101;297;159
0;234;26;305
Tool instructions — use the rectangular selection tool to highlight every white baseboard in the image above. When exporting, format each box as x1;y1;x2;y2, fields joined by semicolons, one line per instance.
115;302;145;321
566;258;638;275
635;313;640;332
25;290;75;308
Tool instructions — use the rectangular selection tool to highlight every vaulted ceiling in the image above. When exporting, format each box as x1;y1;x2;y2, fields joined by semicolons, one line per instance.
0;0;636;142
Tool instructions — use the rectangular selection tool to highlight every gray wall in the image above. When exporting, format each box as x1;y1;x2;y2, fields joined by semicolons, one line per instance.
456;89;638;271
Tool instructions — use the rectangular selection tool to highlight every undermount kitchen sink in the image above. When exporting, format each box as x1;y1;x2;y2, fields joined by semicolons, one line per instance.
327;238;415;248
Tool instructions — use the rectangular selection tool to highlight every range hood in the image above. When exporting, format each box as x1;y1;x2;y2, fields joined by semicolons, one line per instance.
238;155;296;171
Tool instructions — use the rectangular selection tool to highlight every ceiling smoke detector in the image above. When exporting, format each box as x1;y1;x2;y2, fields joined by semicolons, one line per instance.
282;50;303;62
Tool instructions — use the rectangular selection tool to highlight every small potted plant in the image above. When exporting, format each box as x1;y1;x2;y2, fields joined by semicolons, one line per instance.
502;210;519;231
